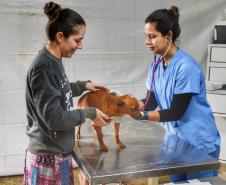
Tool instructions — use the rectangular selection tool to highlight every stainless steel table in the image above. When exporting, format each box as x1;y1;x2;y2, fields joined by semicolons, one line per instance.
73;117;220;185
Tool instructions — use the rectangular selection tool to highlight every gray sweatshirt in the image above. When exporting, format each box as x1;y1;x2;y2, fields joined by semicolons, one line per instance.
26;48;96;154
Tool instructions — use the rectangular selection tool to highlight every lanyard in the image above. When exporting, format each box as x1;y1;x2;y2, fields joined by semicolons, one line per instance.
141;55;163;110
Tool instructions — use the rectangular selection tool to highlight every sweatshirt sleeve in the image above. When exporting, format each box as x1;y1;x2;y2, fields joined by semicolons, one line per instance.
70;80;90;97
31;70;87;132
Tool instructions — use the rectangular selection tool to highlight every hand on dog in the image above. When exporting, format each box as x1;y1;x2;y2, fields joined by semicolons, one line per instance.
92;109;112;126
85;82;109;92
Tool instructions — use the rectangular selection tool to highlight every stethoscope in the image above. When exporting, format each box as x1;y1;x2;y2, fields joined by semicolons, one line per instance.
140;38;172;110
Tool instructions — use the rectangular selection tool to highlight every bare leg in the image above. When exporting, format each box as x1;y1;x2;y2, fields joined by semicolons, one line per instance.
78;170;89;185
114;122;126;149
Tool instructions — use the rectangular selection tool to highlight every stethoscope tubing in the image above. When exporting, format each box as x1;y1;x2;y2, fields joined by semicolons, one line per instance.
141;55;163;110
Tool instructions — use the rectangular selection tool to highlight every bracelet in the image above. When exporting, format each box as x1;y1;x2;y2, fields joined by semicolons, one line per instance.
141;111;149;120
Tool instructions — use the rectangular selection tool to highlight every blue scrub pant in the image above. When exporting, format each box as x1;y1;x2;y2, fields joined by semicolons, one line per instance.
170;145;220;182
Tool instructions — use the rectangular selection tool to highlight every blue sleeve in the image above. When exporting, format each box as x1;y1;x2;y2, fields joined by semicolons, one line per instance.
174;62;201;94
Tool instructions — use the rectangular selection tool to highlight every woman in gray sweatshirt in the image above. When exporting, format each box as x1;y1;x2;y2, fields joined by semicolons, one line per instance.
24;2;110;185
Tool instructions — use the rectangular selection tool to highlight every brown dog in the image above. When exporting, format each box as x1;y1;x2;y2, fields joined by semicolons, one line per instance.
76;89;142;152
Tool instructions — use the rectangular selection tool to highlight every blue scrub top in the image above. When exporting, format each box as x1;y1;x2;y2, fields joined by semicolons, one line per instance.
146;49;220;154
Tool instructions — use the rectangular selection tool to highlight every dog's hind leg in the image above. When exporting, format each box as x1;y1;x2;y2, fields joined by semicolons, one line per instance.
93;125;108;152
75;125;81;139
114;122;126;149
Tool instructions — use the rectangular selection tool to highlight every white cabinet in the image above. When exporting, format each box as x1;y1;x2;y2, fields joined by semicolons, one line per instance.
206;45;226;162
207;90;226;116
206;44;226;116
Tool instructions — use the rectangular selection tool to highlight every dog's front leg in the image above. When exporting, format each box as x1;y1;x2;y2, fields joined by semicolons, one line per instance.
93;125;108;152
114;122;126;149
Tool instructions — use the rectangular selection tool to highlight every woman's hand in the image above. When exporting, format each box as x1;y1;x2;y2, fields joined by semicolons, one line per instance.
85;82;109;92
92;109;112;126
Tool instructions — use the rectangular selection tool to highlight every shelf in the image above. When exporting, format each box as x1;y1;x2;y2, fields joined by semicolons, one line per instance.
213;112;226;118
207;88;226;95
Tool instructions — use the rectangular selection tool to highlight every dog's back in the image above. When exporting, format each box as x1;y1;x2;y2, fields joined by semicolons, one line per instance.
78;90;114;115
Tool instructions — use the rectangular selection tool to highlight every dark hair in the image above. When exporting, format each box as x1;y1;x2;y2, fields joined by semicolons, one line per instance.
44;1;86;41
145;6;180;41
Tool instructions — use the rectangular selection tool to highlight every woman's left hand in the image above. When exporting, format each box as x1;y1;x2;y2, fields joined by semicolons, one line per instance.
85;82;109;92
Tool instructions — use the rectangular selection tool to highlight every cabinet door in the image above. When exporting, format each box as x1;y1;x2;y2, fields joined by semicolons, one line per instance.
209;67;226;81
207;93;226;114
211;46;226;62
207;44;226;82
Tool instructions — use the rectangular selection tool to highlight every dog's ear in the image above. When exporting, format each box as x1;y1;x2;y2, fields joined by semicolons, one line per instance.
116;99;125;107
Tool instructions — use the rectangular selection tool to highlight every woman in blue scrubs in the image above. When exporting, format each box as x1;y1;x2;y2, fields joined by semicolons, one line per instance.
140;6;221;181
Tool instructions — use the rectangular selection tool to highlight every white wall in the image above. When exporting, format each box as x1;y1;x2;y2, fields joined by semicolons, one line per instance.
0;0;226;176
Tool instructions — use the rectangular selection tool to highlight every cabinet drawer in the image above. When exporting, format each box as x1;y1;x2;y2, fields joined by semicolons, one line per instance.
211;46;226;62
207;93;226;114
209;67;226;81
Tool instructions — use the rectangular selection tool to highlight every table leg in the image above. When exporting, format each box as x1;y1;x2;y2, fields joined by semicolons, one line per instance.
148;177;158;185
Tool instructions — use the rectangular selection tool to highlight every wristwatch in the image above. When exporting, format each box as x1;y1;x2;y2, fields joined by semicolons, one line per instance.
141;111;149;120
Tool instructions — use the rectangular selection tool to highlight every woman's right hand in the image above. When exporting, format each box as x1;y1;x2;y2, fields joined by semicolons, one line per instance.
92;109;112;126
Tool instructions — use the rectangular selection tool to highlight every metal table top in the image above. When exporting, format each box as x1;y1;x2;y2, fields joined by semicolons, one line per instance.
73;116;220;185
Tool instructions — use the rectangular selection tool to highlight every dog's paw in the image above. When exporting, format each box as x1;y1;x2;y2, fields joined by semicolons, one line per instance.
76;134;81;139
100;144;108;152
117;143;126;149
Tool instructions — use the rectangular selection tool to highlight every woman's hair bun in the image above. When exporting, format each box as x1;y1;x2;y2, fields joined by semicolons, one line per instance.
169;5;179;19
44;1;62;21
